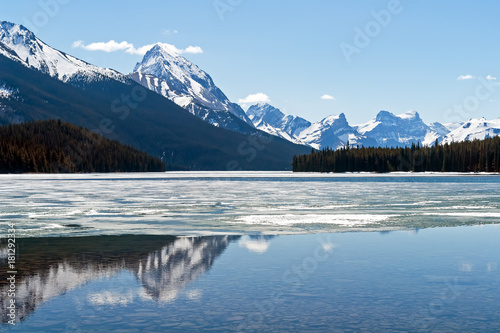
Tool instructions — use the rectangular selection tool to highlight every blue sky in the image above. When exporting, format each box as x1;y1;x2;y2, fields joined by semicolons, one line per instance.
1;0;499;124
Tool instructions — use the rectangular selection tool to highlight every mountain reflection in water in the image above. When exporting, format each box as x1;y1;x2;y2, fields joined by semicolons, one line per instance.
0;235;240;323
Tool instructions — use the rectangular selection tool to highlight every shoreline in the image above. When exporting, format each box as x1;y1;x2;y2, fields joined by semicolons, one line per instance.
0;170;499;179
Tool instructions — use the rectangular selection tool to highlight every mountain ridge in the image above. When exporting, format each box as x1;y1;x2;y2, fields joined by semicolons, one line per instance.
246;103;500;150
0;21;125;84
129;43;254;133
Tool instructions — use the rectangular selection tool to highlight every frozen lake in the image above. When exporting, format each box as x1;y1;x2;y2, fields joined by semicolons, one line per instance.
1;172;499;237
1;172;500;331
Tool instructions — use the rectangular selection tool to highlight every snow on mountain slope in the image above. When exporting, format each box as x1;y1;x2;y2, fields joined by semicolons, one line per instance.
442;118;500;144
247;105;455;150
354;110;447;147
442;122;464;132
429;122;452;137
0;21;125;83
246;103;311;143
297;113;356;150
129;43;253;131
246;104;357;150
0;84;14;99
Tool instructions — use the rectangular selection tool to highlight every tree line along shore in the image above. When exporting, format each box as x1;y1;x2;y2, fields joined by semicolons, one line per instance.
293;137;500;173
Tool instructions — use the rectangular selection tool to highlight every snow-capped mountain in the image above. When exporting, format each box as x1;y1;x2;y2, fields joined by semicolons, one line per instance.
246;106;454;150
442;118;500;144
129;43;253;132
429;122;453;138
297;113;357;150
247;103;311;143
246;103;357;149
0;21;125;84
353;110;444;147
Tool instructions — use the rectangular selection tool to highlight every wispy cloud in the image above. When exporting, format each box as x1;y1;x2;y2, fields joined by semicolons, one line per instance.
486;75;497;81
72;40;203;56
238;93;271;106
457;74;475;81
321;94;335;100
162;29;179;35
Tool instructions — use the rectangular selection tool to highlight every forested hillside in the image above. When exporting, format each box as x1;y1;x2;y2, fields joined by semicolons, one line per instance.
293;138;500;173
0;120;165;173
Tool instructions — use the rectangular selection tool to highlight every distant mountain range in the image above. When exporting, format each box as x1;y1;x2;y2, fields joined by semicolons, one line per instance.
1;19;499;173
246;103;500;150
0;21;310;170
442;118;500;145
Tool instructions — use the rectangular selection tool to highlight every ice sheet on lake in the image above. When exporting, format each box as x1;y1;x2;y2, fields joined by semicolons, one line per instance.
234;214;393;226
1;172;499;237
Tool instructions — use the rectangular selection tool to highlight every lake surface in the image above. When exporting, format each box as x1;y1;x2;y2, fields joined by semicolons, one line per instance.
1;172;500;237
1;228;499;332
1;172;500;332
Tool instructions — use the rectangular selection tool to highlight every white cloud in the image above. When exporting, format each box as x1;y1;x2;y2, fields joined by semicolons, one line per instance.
154;43;204;55
72;40;203;56
321;94;335;100
238;93;271;105
71;40;84;48
72;40;133;53
184;46;204;54
130;44;157;55
486;75;497;81
457;74;475;81
72;40;154;55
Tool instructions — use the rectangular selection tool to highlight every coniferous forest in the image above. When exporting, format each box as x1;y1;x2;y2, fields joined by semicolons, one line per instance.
0;120;165;173
293;138;500;173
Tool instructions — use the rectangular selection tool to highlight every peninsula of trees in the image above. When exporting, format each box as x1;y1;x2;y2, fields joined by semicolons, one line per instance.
293;138;500;173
